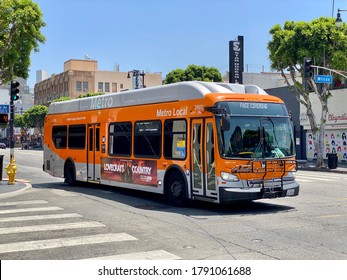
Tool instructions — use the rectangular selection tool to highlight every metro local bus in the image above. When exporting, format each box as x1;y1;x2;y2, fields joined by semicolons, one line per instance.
43;81;299;206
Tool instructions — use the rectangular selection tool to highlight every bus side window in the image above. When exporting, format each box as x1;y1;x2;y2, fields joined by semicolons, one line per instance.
134;120;161;158
109;122;132;156
164;119;187;159
52;126;67;149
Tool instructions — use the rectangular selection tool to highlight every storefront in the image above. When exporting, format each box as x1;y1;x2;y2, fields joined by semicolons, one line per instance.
301;88;347;162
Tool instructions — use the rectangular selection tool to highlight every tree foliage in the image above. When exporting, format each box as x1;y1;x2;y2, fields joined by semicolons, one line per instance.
22;105;48;136
164;64;223;84
268;17;347;167
77;92;104;99
14;114;27;129
0;0;46;84
52;97;71;103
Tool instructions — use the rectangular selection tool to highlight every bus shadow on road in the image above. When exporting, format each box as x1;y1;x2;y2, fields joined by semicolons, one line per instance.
32;181;296;216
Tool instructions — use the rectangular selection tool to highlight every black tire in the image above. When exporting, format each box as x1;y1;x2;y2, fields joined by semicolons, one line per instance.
166;172;188;207
65;161;76;186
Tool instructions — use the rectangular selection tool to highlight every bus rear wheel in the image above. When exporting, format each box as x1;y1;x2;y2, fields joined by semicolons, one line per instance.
166;172;188;207
65;161;76;186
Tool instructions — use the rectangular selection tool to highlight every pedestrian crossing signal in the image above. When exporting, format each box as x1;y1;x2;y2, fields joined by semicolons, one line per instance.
0;113;9;124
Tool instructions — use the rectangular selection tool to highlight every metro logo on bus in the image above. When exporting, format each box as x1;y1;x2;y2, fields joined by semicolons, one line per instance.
156;106;188;117
90;96;114;109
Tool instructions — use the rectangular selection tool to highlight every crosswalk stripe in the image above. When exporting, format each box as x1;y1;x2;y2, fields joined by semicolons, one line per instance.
83;249;181;260
0;213;82;223
296;178;313;182
0;233;137;254
0;221;105;235
297;177;331;182
0;200;48;207
0;207;63;215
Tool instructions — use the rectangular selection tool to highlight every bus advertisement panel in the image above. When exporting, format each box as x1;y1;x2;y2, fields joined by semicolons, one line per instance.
101;158;157;187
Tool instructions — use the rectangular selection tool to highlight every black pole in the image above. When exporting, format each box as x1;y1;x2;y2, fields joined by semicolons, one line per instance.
9;85;14;159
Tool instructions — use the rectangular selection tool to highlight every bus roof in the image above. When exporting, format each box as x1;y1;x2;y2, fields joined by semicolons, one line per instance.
47;81;269;114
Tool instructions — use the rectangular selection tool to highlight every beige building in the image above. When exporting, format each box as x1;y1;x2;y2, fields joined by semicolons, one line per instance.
34;59;162;105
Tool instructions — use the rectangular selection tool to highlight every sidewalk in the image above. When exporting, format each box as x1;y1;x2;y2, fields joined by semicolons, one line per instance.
0;179;32;198
298;160;347;174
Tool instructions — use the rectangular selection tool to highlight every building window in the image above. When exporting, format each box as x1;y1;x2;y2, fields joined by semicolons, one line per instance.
120;84;124;89
76;81;82;92
83;81;88;92
112;83;117;92
105;82;110;92
98;82;103;92
134;120;161;158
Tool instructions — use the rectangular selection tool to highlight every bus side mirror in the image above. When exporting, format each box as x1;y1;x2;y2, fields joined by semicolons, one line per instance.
221;115;230;131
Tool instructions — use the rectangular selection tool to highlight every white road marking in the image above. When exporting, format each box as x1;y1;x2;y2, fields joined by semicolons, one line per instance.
0;233;137;254
0;221;105;235
0;207;63;215
0;213;82;223
0;200;48;206
83;249;181;260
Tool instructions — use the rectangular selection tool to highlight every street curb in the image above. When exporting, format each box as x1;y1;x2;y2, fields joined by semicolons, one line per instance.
298;167;347;174
0;179;32;199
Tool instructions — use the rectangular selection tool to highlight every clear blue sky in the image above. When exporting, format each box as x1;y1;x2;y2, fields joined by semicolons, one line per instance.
28;0;347;87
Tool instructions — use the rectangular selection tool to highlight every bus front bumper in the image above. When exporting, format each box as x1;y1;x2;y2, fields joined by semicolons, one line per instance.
219;183;300;203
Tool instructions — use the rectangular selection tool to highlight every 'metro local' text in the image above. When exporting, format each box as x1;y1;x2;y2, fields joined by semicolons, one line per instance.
156;107;188;117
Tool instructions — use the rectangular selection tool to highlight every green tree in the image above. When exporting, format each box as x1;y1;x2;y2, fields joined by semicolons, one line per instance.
14;114;27;129
52;97;71;102
268;17;347;167
164;64;223;84
0;0;46;84
77;92;104;99
23;105;48;137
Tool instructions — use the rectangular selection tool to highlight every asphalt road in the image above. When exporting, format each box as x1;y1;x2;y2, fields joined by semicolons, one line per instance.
0;149;346;260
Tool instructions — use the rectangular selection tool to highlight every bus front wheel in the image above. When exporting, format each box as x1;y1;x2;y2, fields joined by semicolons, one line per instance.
166;172;188;207
65;161;76;186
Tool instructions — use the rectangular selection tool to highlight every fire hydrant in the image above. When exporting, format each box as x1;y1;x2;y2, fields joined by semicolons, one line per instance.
5;156;17;185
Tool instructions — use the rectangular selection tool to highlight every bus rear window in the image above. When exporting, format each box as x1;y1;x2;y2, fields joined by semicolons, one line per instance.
52;126;67;149
68;125;86;149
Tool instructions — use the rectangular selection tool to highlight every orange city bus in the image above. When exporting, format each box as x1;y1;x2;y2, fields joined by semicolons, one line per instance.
43;81;299;206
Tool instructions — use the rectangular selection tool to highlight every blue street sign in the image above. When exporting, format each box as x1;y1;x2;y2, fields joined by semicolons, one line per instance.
314;75;333;84
0;104;9;113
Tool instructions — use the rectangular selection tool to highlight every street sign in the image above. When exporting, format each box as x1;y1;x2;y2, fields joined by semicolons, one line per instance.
314;75;333;84
0;104;10;113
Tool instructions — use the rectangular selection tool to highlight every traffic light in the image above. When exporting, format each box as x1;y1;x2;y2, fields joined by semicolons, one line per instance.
0;113;9;124
304;58;314;79
10;81;20;101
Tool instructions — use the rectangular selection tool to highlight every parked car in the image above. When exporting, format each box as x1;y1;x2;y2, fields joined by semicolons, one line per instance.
0;143;6;149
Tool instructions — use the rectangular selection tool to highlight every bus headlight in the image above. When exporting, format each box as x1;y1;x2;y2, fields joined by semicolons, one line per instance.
221;172;239;182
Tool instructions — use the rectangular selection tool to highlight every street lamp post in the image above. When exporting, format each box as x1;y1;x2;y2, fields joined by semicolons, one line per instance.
336;8;347;27
127;70;146;89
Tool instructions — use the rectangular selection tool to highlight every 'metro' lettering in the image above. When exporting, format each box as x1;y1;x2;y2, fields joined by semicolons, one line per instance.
90;96;113;109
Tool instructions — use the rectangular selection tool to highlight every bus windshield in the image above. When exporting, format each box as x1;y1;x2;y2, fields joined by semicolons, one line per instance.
216;103;295;159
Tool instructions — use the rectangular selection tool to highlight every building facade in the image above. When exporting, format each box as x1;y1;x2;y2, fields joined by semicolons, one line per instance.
34;59;162;106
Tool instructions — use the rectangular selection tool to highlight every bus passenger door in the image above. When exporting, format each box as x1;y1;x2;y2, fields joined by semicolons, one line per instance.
87;123;101;182
191;118;217;199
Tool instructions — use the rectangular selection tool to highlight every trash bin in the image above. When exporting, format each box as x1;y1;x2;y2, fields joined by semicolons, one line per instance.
327;153;338;169
0;155;3;181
